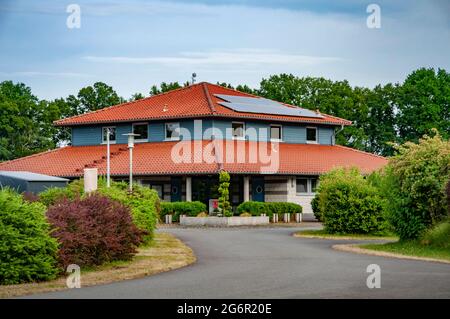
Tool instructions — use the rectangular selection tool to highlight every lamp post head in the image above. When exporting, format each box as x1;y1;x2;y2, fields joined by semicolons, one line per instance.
122;133;140;148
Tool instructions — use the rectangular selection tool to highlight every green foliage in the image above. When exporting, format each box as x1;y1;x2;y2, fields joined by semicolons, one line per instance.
236;201;302;218
239;212;252;217
218;171;232;217
76;82;123;114
39;186;77;207
311;195;321;221
160;201;207;222
420;219;450;249
0;188;58;284
317;168;386;234
149;82;187;96
382;132;450;240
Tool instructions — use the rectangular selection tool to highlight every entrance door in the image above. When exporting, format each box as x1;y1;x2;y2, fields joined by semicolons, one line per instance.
170;177;182;202
252;176;265;202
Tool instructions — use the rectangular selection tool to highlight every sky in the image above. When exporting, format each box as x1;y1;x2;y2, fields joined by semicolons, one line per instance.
0;0;449;100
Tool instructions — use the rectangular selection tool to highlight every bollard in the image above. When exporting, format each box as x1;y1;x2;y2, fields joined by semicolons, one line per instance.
272;214;278;223
295;213;302;223
283;213;290;223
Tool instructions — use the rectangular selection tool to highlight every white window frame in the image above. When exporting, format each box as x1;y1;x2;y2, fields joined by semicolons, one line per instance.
270;124;283;142
132;122;149;142
232;121;245;140
296;177;319;195
102;126;117;144
165;122;180;141
306;126;318;144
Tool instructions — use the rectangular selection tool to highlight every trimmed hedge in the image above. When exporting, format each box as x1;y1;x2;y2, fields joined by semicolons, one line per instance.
160;201;207;222
237;201;302;218
46;194;144;268
0;188;58;284
317;168;386;234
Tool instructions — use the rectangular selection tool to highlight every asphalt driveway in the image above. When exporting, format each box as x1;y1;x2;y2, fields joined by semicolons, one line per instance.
28;227;450;299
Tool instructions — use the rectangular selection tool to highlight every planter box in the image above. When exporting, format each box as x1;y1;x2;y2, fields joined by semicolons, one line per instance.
180;216;270;227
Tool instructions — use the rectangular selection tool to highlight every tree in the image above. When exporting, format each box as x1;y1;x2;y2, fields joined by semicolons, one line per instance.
149;82;184;96
0;81;56;160
76;82;122;114
382;130;450;240
130;93;145;101
218;171;232;217
397;68;450;144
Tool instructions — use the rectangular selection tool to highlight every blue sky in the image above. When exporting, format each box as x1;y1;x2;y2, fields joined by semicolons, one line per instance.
0;0;449;100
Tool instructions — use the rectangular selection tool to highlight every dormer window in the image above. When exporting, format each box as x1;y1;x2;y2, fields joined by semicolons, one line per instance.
306;127;317;144
102;126;116;144
232;122;245;140
270;124;282;141
132;123;148;141
165;122;180;140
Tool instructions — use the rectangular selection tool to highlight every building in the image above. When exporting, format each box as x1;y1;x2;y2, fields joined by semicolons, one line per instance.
0;82;387;216
0;171;68;193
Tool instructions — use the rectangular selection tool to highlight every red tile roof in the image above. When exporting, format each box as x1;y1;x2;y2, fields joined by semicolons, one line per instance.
54;82;351;127
0;141;387;177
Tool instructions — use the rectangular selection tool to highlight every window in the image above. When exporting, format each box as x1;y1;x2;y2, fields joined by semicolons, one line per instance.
165;122;180;140
102;126;116;143
311;178;318;192
132;123;148;141
296;178;308;193
296;177;319;194
306;127;317;143
270;124;282;141
232;122;245;139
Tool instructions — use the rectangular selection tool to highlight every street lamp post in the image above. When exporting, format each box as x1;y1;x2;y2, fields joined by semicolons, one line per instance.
122;133;140;193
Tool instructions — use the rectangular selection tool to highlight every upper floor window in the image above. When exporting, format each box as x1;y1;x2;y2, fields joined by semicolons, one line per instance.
306;127;317;143
232;122;245;140
132;123;148;141
102;126;116;144
270;124;282;141
165;122;180;140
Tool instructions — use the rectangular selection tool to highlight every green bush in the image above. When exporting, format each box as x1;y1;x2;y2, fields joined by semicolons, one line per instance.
237;201;302;218
160;201;207;222
311;195;321;221
420;220;450;249
0;188;58;284
317;168;386;234
218;171;232;217
39;186;76;207
382;132;450;240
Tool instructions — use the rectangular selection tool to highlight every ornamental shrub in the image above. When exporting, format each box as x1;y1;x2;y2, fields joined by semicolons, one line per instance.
218;171;232;217
237;201;302;218
311;195;321;221
317;167;386;234
382;131;450;240
39;186;77;207
46;194;144;268
160;201;207;222
0;188;58;284
420;219;450;249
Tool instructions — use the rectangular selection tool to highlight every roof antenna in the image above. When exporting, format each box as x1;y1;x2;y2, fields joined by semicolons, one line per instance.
191;73;197;85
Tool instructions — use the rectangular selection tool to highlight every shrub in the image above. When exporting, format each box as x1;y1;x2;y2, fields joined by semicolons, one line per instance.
39;186;76;207
96;179;160;241
160;201;207;222
0;188;58;284
317;168;386;234
383;132;450;240
311;195;321;221
420;220;450;249
46;194;144;268
218;171;232;217
236;201;302;218
239;212;252;217
197;212;209;217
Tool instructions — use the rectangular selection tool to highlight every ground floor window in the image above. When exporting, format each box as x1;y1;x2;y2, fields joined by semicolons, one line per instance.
296;176;318;195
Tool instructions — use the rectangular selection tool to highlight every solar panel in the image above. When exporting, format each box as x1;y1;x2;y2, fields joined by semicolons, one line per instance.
214;94;324;118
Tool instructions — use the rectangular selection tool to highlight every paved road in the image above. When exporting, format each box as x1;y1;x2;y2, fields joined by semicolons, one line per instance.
29;227;450;298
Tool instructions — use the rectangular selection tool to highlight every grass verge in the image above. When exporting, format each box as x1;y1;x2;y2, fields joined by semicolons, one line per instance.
358;241;450;262
294;229;398;240
0;232;196;298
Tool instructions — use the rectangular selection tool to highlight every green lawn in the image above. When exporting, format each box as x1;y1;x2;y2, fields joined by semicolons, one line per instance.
294;229;398;240
361;241;450;262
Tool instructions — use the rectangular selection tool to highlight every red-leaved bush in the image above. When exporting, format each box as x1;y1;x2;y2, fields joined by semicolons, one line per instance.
46;194;145;268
